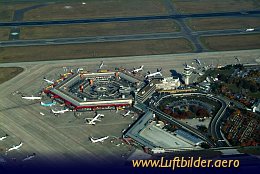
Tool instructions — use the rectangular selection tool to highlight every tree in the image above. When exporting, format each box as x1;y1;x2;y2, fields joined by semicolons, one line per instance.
196;108;209;118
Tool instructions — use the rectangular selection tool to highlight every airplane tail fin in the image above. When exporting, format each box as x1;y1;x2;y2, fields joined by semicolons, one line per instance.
89;137;94;142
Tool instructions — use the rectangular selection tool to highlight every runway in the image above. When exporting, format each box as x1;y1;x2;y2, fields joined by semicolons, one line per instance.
1;10;260;27
1;28;259;47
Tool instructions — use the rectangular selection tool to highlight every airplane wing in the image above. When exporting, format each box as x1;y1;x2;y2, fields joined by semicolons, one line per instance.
85;118;93;120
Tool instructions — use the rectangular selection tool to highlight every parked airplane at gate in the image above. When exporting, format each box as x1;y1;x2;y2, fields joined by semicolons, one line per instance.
145;68;162;78
85;113;104;125
22;95;42;100
6;142;23;153
0;134;8;141
194;58;201;65
51;108;69;115
184;62;196;70
43;78;54;84
89;136;109;143
132;65;144;73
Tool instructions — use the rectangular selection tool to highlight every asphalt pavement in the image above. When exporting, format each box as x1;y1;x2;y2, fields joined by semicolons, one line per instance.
1;10;260;27
1;28;259;47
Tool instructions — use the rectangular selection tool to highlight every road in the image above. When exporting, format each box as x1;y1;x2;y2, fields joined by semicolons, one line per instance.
152;93;232;147
207;96;230;147
0;10;260;27
1;28;259;47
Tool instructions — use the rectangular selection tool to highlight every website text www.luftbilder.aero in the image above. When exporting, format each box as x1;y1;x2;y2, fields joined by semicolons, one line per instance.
132;157;240;170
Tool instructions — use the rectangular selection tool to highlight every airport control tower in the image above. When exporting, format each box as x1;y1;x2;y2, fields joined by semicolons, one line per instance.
183;66;192;85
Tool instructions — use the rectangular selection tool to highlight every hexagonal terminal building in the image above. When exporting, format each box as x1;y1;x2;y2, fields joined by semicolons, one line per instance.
44;71;144;111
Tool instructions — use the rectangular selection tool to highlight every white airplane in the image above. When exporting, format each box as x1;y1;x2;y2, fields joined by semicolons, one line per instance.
145;68;162;78
51;108;69;115
246;28;254;32
194;58;201;65
39;112;45;116
184;62;196;70
132;65;144;73
22;153;36;162
43;78;54;84
235;57;240;63
99;61;104;69
6;142;23;153
0;134;8;141
22;96;42;100
89;136;109;143
11;32;19;36
122;110;132;117
85;113;104;125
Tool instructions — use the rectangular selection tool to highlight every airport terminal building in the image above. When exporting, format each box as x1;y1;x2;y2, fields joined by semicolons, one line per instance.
44;71;144;111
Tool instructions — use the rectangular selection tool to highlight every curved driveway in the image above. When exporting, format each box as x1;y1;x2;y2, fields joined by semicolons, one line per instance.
152;93;230;147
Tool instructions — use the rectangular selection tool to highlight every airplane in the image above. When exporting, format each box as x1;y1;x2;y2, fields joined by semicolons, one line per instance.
51;108;70;115
132;65;144;73
11;32;19;36
246;28;255;32
43;78;54;84
235;57;240;63
194;58;201;65
184;62;196;70
0;134;8;141
145;68;162;78
41;101;56;107
76;67;84;73
22;96;42;100
122;110;133;117
99;61;104;69
22;153;36;162
85;113;104;125
6;142;23;153
89;136;109;143
39;112;45;116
